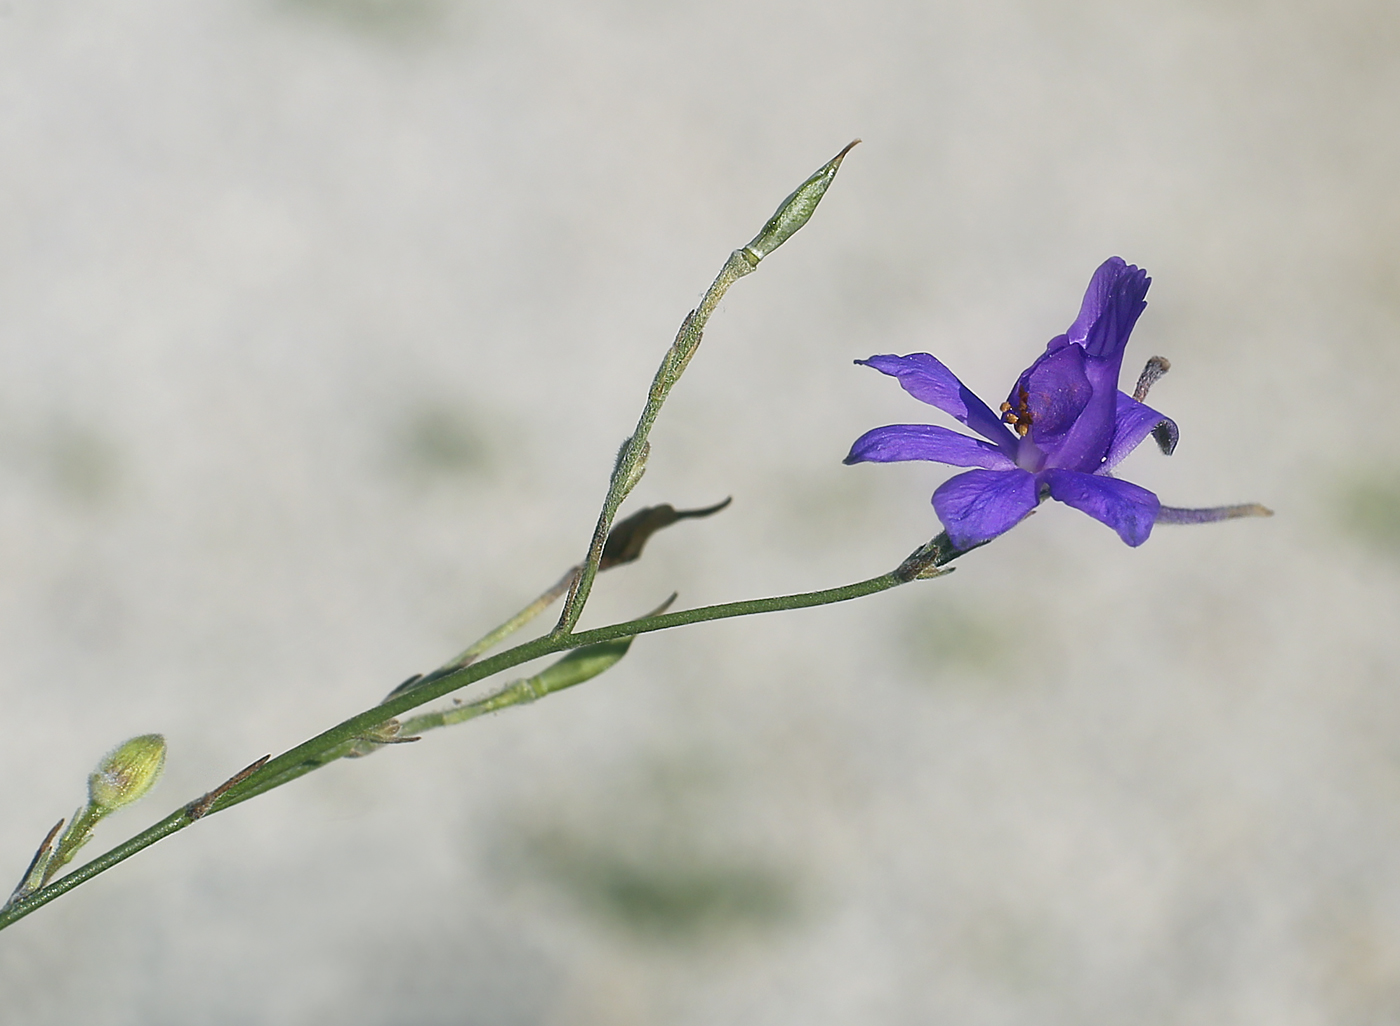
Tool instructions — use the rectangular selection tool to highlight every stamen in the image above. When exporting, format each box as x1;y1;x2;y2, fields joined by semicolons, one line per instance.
1009;385;1033;436
1133;356;1171;402
1000;392;1034;436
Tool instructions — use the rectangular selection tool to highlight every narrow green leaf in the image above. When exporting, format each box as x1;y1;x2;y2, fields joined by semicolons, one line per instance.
531;638;635;695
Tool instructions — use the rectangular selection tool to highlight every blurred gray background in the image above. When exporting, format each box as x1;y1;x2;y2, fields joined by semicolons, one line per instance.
0;1;1395;1023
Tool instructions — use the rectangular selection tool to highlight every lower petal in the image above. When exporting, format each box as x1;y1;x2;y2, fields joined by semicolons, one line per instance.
932;469;1039;548
1043;468;1160;546
1100;391;1179;473
844;424;1015;470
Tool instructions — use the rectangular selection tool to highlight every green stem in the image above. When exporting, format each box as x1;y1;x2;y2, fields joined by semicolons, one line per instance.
399;638;636;737
224;569;906;812
554;249;755;636
449;566;578;666
0;145;870;934
43;803;104;883
554;143;857;637
385;566;580;702
0;566;910;932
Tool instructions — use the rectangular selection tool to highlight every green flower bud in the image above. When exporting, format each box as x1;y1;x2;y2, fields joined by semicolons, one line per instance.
88;734;166;815
743;140;859;263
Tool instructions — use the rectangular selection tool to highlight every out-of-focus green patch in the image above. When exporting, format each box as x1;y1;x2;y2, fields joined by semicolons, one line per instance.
48;425;119;503
523;833;793;940
275;0;450;38
502;756;797;944
42;423;121;507
900;598;1017;679
1338;475;1400;554
393;403;490;481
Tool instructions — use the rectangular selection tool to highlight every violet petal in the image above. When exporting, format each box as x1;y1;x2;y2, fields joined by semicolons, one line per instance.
844;424;1016;470
1041;354;1120;473
1100;391;1179;473
1066;257;1149;354
1078;260;1150;360
1005;342;1094;450
1043;468;1160;546
857;354;1017;452
1066;258;1126;344
931;468;1039;548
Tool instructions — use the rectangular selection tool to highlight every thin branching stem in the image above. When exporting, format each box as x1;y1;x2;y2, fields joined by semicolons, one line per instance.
0;143;867;934
554;143;857;636
0;564;921;932
554;251;756;636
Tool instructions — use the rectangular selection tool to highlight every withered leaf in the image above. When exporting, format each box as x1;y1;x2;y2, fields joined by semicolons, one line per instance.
600;497;731;570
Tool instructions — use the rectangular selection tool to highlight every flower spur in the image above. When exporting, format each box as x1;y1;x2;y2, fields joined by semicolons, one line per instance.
845;257;1269;551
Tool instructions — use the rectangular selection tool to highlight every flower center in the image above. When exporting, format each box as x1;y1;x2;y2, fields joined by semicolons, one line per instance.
999;389;1033;438
1014;433;1046;472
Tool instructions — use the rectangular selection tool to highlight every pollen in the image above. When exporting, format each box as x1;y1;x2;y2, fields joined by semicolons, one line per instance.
1001;390;1033;436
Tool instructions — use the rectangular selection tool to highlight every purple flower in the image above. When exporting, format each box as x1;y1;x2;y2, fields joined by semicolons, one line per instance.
845;257;1181;549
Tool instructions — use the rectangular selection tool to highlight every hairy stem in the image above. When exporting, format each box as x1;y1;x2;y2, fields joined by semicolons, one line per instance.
554;251;756;636
384;566;581;703
555;143;857;636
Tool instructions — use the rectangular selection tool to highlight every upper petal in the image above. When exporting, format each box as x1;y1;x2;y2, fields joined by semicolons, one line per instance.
1099;391;1179;474
1024;259;1152;474
931;468;1039;549
1069;257;1148;358
1040;353;1121;473
1067;258;1123;343
1042;468;1160;546
1067;258;1151;360
857;354;1017;451
1005;341;1094;452
844;424;1016;470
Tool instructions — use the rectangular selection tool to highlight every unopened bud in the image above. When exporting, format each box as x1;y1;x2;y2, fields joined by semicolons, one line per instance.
743;140;859;263
88;734;166;815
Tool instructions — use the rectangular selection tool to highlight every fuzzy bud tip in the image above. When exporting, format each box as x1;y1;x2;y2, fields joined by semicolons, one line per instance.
88;734;166;814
